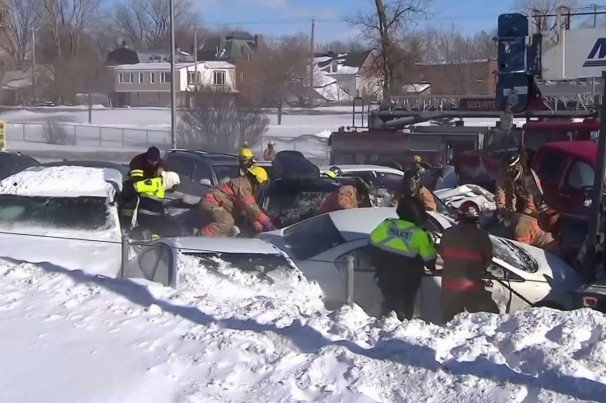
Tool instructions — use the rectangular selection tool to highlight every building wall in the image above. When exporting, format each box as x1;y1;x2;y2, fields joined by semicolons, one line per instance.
114;70;175;92
412;59;497;96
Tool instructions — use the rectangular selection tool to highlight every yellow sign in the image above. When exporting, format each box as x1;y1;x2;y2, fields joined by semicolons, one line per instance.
0;120;4;151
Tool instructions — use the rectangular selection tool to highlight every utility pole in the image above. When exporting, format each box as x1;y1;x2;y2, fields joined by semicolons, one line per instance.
592;4;597;98
194;24;198;92
169;0;177;149
32;30;36;103
309;19;315;107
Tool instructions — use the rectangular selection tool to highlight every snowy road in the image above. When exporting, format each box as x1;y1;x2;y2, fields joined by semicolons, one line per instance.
0;255;605;402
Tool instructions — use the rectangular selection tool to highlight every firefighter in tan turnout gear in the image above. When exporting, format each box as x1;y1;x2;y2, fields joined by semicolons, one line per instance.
510;191;560;253
391;170;436;212
495;152;544;219
200;166;274;237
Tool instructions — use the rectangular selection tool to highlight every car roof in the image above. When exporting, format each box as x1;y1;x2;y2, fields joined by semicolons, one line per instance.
43;160;129;174
165;236;287;255
319;165;404;175
325;207;452;241
0;166;122;198
540;141;596;162
168;149;239;164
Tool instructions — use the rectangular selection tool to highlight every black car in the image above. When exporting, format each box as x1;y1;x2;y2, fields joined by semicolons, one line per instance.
0;152;41;181
42;160;129;177
164;149;243;197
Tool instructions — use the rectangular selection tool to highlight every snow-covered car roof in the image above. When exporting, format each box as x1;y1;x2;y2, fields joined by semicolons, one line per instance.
164;237;289;255
318;165;404;175
325;207;451;242
0;166;122;199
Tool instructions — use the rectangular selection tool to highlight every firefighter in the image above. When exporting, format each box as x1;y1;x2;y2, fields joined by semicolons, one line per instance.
391;170;436;212
320;166;342;178
412;154;426;174
263;141;277;161
369;197;437;321
317;177;371;214
510;192;560;253
200;166;273;237
129;146;164;179
239;147;255;176
438;200;499;322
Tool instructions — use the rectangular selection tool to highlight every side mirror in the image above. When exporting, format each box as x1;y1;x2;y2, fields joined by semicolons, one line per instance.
199;179;212;186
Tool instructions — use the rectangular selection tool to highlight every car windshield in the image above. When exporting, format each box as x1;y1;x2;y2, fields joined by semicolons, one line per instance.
0;195;110;231
282;213;346;260
185;252;296;282
213;164;241;183
0;154;40;180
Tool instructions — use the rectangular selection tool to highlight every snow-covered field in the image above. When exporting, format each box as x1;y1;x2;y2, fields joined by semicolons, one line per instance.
0;253;605;402
0;106;522;163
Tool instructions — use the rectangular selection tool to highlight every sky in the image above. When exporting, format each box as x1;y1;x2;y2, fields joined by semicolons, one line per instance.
189;0;523;43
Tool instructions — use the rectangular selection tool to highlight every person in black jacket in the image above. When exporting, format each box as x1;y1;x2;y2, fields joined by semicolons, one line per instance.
438;200;499;322
129;146;164;179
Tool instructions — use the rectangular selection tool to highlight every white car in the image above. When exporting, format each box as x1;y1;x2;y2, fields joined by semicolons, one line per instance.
127;237;301;287
257;207;584;323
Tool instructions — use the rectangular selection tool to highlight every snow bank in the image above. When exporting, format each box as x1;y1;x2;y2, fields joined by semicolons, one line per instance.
0;166;117;198
1;254;606;402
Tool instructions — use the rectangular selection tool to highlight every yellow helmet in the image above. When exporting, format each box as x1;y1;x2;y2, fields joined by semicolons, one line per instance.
239;147;254;160
413;155;422;163
248;166;268;184
321;170;337;179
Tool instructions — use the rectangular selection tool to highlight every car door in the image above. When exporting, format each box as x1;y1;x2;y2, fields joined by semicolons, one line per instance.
533;150;568;210
559;160;595;212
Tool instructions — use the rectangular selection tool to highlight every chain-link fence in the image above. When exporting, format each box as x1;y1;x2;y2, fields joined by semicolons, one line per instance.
5;121;331;164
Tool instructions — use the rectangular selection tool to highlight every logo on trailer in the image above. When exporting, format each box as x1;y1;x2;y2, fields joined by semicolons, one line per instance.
583;38;606;67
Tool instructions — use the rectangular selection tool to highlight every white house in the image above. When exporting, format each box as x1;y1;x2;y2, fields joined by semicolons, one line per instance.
110;61;236;107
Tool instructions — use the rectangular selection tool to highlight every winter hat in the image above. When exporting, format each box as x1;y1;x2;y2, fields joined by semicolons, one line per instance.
146;146;161;161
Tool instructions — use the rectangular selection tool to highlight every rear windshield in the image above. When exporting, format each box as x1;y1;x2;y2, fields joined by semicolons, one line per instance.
185;252;296;279
0;195;110;230
282;213;346;260
0;154;40;180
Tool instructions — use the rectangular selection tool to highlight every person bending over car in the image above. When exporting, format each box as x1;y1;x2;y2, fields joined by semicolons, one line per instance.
316;178;372;214
391;169;436;212
510;192;560;253
369;198;437;321
200;166;274;237
129;146;164;179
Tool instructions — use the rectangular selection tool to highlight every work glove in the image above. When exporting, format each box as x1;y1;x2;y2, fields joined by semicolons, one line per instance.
263;221;275;231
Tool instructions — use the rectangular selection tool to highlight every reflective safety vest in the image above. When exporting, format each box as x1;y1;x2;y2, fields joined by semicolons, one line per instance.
134;177;165;200
370;218;437;262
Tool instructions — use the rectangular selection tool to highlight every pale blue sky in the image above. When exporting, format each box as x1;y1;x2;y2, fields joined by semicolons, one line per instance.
109;0;606;43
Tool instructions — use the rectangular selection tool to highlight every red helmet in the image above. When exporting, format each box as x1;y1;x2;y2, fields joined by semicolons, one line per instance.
457;200;480;220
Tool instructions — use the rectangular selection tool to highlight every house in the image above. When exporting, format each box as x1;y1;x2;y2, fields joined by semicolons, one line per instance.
313;50;382;102
411;59;497;96
0;69;32;105
110;61;236;107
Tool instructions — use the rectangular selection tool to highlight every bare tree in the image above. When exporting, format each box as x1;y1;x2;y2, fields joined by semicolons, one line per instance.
114;0;201;49
516;0;579;31
246;34;310;124
0;0;43;68
178;89;269;152
353;0;431;96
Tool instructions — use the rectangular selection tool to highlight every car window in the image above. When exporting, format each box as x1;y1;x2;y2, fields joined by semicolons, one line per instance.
0;195;110;230
0;154;40;180
524;131;571;150
536;151;565;181
165;155;196;178
137;245;171;285
213;164;241;183
192;162;213;183
185;252;296;282
282;214;346;260
566;161;594;189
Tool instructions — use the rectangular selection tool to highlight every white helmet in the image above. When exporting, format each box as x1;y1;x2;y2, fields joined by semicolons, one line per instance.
161;171;181;190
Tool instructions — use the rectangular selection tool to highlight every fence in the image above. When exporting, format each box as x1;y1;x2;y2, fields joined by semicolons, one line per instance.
4;121;331;164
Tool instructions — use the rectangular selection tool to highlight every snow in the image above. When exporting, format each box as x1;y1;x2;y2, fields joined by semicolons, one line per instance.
0;254;605;402
0;166;119;198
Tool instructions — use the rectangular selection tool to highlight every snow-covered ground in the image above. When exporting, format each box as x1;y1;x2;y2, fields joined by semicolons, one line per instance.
1;253;606;402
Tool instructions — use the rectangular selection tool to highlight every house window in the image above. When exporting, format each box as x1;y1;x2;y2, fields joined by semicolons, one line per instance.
213;70;226;86
118;73;133;84
160;72;172;83
138;73;144;83
150;72;156;84
187;71;200;85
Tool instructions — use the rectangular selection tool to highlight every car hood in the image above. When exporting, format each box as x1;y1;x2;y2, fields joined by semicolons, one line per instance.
504;239;584;289
434;184;496;212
